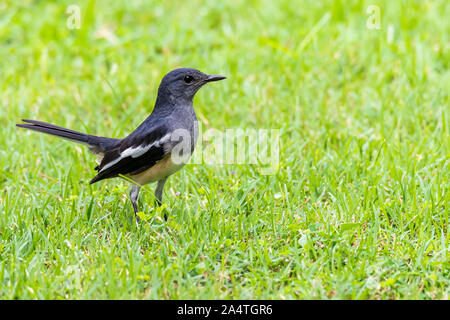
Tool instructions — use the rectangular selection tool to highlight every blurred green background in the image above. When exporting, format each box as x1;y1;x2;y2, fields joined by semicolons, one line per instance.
0;0;448;299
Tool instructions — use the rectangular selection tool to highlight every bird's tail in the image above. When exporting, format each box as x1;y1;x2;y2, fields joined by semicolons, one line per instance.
16;119;119;154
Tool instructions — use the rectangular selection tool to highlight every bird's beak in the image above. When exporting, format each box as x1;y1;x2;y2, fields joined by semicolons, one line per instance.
204;75;227;82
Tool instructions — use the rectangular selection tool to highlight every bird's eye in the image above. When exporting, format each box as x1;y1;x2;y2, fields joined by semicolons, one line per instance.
184;75;194;84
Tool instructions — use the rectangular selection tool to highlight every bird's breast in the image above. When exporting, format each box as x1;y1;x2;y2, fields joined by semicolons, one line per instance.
127;155;185;185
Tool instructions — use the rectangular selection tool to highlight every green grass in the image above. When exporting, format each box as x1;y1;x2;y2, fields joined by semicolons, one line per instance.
0;0;449;299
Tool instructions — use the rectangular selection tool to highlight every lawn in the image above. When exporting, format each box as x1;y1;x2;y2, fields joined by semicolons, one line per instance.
0;0;448;299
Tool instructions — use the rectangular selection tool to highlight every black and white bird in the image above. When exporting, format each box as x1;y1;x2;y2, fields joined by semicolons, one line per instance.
17;68;226;221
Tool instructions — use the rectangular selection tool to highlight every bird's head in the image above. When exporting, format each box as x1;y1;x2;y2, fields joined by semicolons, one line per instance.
157;68;226;103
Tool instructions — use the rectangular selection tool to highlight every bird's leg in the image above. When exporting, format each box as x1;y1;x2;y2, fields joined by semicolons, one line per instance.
155;177;168;221
130;184;141;222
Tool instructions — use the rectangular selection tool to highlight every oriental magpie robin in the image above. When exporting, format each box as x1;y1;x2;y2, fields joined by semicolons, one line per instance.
17;68;226;221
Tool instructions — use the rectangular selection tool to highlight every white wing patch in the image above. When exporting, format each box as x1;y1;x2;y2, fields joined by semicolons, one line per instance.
121;144;152;158
99;133;171;173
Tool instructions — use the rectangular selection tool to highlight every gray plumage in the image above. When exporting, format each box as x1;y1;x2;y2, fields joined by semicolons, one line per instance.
17;68;226;221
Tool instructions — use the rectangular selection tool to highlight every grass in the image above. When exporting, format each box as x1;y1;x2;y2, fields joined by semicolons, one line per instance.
0;0;449;299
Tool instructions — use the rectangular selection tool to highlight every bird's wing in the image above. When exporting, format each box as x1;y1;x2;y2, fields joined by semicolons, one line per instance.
89;124;173;184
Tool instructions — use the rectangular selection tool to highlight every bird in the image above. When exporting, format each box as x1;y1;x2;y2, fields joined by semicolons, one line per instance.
17;68;226;221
